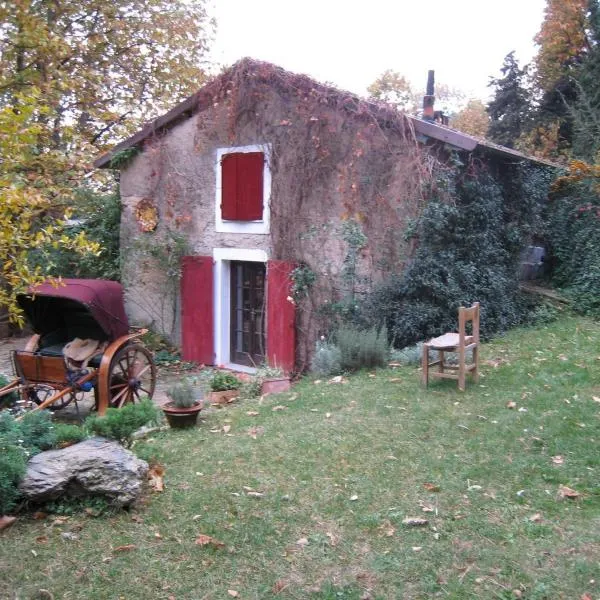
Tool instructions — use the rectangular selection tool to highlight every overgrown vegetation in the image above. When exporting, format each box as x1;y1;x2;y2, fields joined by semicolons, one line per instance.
356;159;553;348
546;161;600;314
0;411;57;514
85;400;160;447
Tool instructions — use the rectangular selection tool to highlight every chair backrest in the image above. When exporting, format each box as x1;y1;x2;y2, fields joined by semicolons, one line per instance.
458;302;480;345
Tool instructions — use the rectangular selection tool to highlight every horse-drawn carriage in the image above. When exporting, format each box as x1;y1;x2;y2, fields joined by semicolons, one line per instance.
0;279;156;415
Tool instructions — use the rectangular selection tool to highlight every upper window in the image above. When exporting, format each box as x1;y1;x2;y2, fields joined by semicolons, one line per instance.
215;144;271;234
221;152;264;221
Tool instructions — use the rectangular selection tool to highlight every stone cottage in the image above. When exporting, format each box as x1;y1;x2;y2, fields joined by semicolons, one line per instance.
95;58;551;373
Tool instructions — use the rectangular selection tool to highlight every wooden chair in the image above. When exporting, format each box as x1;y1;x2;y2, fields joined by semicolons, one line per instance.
421;302;480;391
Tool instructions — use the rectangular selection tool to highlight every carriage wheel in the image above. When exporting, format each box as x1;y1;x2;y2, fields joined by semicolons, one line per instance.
28;384;76;411
107;344;156;408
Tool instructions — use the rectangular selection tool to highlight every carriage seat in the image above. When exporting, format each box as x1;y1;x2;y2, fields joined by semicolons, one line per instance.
36;343;103;369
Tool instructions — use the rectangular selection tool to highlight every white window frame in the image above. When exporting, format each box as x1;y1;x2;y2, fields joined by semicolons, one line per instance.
213;247;269;373
215;144;271;234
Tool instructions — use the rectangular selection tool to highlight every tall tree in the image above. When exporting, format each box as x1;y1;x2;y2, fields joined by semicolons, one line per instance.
487;52;530;148
0;0;215;323
450;99;489;138
570;0;600;159
0;0;215;149
534;0;589;93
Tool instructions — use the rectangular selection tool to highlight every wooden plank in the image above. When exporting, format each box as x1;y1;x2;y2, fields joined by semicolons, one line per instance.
266;260;296;374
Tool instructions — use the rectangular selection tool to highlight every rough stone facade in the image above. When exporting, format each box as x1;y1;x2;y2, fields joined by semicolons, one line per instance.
116;63;424;369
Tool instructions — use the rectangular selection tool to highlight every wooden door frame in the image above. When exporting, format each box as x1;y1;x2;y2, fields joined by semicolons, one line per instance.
212;248;268;371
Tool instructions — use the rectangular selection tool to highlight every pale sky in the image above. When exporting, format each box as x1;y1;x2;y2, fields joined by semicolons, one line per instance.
210;0;546;102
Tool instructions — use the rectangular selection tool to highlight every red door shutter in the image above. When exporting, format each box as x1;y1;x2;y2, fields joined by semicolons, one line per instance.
266;260;296;373
221;154;238;220
221;152;264;221
181;256;214;365
236;152;264;220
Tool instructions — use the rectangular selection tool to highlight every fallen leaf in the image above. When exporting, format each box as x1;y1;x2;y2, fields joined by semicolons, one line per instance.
423;483;440;492
148;464;165;492
222;425;231;433
529;513;543;522
246;491;264;498
61;532;79;541
558;485;581;500
552;455;564;465
272;405;286;411
325;531;338;546
154;532;163;539
51;516;69;525
296;537;309;547
227;590;239;597
195;534;225;549
412;546;422;552
593;396;600;403
248;426;264;439
32;512;48;520
246;411;259;416
36;535;49;544
272;580;288;594
113;544;137;552
559;354;568;361
313;380;322;385
421;504;434;513
131;514;144;524
388;378;402;383
368;373;376;378
326;412;331;418
350;494;358;501
506;401;517;409
328;375;347;384
402;518;429;527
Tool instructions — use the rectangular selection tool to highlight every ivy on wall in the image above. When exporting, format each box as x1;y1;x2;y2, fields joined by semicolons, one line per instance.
358;156;554;347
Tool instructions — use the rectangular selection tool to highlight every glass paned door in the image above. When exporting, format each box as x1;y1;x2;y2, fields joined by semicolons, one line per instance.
230;262;266;366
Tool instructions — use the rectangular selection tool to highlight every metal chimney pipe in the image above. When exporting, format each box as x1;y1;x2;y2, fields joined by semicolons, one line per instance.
423;69;435;121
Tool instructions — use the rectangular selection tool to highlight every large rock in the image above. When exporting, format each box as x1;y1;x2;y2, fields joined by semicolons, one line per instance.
19;437;148;507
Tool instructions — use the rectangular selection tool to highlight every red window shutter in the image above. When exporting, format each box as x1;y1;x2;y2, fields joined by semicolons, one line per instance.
221;154;238;220
221;152;264;221
181;256;214;365
266;260;296;374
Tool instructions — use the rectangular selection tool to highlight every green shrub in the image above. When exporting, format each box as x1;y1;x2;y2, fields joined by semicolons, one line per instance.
357;162;553;347
335;326;389;372
166;378;202;408
546;170;600;316
0;374;18;408
53;423;88;446
311;339;342;375
18;411;57;454
85;399;160;447
0;410;57;514
390;342;424;366
209;372;241;391
0;446;27;515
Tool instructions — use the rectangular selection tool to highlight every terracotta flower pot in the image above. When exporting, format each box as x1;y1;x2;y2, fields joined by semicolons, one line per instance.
209;389;240;405
162;402;203;428
261;377;291;395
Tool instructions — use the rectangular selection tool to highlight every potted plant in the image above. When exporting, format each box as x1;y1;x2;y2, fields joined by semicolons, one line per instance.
257;365;291;395
209;372;241;405
162;378;204;428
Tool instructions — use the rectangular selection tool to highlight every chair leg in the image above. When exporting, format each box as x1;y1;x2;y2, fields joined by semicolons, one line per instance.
473;345;480;383
458;349;466;392
422;344;429;386
439;350;445;374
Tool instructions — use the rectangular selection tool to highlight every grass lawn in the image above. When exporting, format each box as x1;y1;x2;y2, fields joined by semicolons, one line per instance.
1;314;600;599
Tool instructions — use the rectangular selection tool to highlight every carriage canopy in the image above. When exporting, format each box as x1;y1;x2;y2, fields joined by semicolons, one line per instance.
17;279;129;341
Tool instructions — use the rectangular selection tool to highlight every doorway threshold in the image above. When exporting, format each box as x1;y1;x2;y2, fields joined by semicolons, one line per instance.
225;363;257;375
